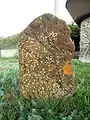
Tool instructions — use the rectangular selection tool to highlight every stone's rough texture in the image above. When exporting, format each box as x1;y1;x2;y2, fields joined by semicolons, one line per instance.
19;14;76;99
80;17;90;63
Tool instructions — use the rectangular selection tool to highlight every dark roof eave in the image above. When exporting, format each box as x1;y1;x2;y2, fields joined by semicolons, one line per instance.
66;0;90;26
75;13;90;26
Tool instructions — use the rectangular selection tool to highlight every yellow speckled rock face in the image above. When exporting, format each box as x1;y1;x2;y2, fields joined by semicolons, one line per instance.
19;14;76;99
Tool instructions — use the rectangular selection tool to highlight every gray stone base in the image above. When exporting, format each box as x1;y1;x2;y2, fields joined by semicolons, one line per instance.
79;58;90;63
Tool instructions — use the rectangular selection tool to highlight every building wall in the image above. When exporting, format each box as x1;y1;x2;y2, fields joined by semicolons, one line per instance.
1;49;18;58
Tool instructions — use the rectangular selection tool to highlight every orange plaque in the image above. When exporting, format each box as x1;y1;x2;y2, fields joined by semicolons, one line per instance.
63;61;72;75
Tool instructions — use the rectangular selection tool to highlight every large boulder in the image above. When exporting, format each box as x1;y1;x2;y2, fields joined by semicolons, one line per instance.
19;13;76;99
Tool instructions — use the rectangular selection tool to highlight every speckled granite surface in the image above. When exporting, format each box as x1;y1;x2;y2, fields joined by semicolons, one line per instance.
80;17;90;63
19;14;76;99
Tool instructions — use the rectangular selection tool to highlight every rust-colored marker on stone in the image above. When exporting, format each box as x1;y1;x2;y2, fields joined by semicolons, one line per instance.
63;61;72;75
19;13;76;99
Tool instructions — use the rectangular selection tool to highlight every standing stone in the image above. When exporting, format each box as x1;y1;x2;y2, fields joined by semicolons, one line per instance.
19;14;76;99
79;17;90;62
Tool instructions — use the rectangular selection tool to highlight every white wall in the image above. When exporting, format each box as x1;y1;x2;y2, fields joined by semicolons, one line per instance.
1;49;18;58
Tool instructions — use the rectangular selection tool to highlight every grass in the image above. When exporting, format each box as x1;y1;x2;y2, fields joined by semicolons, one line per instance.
0;58;90;120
